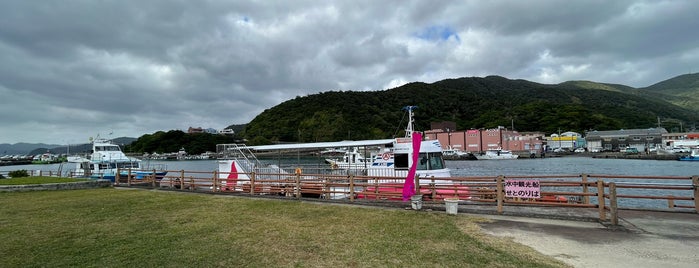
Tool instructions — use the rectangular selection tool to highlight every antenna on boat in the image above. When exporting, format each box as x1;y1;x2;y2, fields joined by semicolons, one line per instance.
402;106;418;138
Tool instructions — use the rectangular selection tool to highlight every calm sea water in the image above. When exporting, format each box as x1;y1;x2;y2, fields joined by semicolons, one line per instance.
3;156;696;209
447;156;699;177
4;156;697;177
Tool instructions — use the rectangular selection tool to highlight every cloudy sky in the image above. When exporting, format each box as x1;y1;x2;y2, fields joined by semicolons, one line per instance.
2;0;698;144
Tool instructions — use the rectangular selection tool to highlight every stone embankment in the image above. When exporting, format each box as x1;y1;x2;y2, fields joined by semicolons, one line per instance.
0;180;112;192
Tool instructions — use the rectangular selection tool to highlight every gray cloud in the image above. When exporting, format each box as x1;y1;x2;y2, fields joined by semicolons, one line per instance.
1;0;698;144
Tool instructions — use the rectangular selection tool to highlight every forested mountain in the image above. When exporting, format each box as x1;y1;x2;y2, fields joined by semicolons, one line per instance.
242;75;699;144
641;73;699;111
124;130;238;155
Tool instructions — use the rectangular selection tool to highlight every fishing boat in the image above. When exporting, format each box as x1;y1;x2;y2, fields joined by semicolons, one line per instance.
475;148;519;160
677;148;699;161
69;138;167;181
442;146;475;160
443;146;468;157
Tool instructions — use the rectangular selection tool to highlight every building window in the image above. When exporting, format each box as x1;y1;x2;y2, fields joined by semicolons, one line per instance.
633;137;641;141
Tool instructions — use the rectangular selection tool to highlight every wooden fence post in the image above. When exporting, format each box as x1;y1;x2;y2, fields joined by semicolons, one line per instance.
693;176;698;213
430;177;436;200
374;177;379;199
668;195;675;209
609;182;618;225
152;169;156;188
180;170;185;190
295;173;301;199
496;175;504;214
213;171;218;192
581;174;590;204
597;180;606;221
414;174;421;194
349;174;355;202
250;172;256;195
115;168;121;186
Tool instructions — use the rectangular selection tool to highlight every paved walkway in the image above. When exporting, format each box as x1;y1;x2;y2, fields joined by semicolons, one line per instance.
473;207;699;267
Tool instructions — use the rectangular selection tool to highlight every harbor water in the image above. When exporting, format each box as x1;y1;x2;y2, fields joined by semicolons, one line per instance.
4;156;698;178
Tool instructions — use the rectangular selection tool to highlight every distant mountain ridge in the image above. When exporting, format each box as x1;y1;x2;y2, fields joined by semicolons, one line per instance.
641;73;699;111
0;143;62;155
1;137;137;155
566;73;699;116
242;74;699;144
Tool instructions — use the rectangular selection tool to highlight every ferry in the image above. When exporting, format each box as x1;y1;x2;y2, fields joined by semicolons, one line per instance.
216;106;468;199
69;138;167;181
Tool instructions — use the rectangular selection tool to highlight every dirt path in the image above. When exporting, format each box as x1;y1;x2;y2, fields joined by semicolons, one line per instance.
476;211;699;268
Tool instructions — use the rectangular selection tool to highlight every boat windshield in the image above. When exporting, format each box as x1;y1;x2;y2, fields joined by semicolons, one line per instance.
95;146;121;151
416;152;445;170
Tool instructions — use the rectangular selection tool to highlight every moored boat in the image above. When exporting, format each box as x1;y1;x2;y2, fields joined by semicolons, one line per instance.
475;148;519;160
325;148;375;169
215;106;468;199
69;138;167;181
677;149;699;161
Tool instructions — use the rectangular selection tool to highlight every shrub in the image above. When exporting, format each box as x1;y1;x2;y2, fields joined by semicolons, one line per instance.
0;174;5;179
9;170;29;178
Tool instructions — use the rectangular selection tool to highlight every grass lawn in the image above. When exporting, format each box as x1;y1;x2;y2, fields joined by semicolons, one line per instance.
0;188;567;267
0;176;88;185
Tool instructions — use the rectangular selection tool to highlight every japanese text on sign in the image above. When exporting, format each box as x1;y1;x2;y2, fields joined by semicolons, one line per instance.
505;179;541;199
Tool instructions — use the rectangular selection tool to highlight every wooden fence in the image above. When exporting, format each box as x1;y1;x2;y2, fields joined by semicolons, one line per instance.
112;168;698;224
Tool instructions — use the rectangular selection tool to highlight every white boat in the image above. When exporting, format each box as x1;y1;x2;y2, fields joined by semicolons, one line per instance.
325;147;375;169
69;138;167;181
443;146;468;157
476;148;519;160
215;106;463;199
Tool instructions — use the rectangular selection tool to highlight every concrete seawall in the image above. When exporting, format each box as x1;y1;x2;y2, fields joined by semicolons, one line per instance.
0;179;112;192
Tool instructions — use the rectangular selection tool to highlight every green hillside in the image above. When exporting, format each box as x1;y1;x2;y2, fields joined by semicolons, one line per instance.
243;75;699;144
641;73;699;111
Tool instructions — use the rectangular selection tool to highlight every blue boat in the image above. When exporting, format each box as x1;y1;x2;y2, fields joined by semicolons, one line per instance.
677;149;699;161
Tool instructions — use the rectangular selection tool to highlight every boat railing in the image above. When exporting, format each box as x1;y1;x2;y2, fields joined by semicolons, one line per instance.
216;144;264;174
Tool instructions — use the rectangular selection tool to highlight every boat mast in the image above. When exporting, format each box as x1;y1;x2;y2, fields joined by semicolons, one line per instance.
403;105;418;138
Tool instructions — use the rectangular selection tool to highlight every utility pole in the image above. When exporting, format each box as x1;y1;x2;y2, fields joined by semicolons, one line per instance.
446;128;451;148
558;128;562;150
